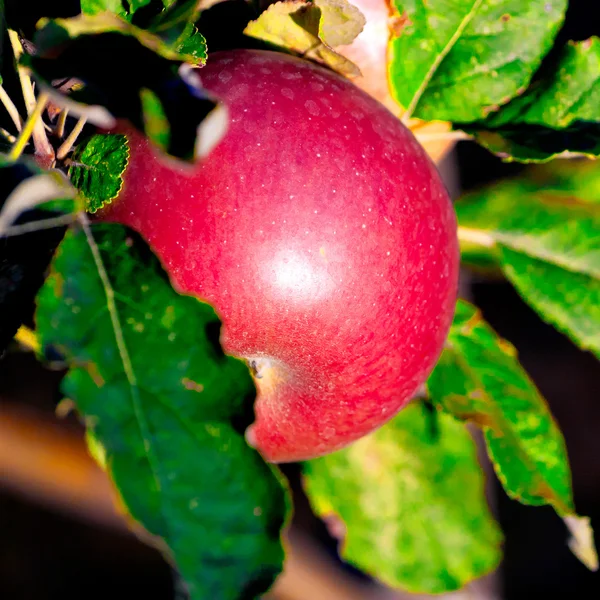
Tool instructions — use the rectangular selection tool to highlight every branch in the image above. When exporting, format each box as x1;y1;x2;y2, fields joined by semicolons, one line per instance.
57;116;87;160
8;92;50;160
0;84;24;132
56;109;69;139
8;30;55;164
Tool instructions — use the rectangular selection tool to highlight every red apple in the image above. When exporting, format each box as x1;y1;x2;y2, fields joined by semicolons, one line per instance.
103;49;459;462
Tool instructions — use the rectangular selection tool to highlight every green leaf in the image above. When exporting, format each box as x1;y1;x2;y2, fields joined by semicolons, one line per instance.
389;0;567;122
34;12;205;65
525;159;600;203
69;133;130;213
304;402;502;594
81;0;130;20
244;0;365;77
169;23;207;66
427;300;597;569
139;88;171;150
456;166;600;357
26;15;227;161
502;248;600;357
466;38;600;162
81;0;208;62
35;222;288;599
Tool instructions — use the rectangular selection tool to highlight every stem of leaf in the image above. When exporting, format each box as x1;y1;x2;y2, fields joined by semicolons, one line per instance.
415;130;472;143
8;92;50;161
457;226;496;249
56;109;69;139
0;84;24;132
57;117;87;160
8;29;55;163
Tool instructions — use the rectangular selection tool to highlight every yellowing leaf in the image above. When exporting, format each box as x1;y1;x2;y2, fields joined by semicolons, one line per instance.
304;402;502;594
428;300;598;571
244;0;364;77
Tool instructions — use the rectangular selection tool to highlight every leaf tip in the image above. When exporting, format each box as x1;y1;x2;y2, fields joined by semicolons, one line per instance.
565;515;599;571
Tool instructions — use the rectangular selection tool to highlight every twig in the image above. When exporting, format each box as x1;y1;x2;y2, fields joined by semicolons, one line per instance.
0;83;24;131
56;109;69;138
8;92;50;160
57;116;87;160
0;213;77;238
8;29;55;163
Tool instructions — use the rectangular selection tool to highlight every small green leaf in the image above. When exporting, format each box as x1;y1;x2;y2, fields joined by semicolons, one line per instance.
244;0;365;77
427;300;597;568
139;88;171;150
456;166;600;357
171;23;207;65
69;133;130;213
35;223;288;600
304;402;502;594
466;38;600;162
389;0;567;121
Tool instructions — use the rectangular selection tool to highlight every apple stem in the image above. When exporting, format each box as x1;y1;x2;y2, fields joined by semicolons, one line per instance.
0;83;24;132
8;91;50;161
249;359;264;379
57;116;87;160
415;130;472;143
8;29;55;165
457;226;496;249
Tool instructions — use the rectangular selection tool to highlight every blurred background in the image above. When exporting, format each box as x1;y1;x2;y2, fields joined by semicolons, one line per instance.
1;0;599;598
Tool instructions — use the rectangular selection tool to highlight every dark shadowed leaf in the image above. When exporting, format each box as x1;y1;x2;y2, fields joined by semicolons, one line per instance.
2;0;81;35
81;0;208;62
24;15;226;161
35;222;288;599
0;157;77;353
304;402;502;593
388;0;566;122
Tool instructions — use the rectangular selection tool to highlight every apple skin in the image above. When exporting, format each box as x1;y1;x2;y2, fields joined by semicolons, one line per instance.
103;49;459;463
